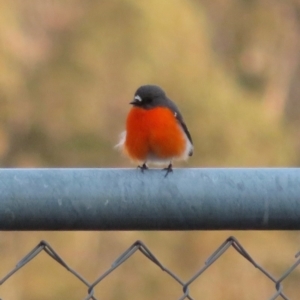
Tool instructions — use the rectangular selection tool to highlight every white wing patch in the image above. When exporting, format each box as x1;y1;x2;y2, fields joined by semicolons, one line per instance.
115;131;126;149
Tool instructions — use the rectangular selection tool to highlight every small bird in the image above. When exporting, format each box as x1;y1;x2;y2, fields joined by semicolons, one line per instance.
117;85;193;176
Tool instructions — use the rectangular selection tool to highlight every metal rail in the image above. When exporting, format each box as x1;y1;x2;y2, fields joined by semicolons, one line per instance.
0;168;299;230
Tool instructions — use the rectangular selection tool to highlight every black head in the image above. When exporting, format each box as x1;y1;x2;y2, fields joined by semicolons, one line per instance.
129;84;193;147
130;85;167;109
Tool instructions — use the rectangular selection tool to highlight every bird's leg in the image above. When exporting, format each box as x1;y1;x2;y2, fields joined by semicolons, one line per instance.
163;162;173;177
137;162;148;173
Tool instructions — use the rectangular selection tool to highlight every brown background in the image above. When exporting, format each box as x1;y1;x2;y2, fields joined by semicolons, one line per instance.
0;1;300;299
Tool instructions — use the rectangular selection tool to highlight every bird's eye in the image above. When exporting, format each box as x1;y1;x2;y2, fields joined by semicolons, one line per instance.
144;97;152;103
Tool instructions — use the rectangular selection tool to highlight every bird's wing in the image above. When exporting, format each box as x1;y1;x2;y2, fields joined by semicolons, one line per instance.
165;98;193;156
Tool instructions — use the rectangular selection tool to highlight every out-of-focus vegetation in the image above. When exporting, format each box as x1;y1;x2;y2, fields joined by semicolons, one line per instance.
0;1;300;299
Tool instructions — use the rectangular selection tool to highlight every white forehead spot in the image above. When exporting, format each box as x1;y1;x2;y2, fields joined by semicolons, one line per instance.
134;95;142;102
174;112;177;117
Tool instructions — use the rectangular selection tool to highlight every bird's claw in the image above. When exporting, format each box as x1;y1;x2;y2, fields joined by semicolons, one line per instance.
137;163;148;173
162;163;173;177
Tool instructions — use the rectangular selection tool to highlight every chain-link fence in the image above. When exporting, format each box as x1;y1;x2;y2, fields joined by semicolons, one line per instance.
1;169;300;298
1;236;299;300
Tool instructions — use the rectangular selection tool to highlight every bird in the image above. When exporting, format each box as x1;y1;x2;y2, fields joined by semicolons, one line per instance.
117;84;193;177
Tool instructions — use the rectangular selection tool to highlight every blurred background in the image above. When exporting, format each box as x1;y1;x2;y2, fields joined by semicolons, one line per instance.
0;0;300;299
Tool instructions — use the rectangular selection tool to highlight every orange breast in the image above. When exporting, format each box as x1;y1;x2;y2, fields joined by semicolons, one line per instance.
124;107;186;161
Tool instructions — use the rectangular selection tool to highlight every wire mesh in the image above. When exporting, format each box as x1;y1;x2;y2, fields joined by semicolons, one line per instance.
0;236;299;300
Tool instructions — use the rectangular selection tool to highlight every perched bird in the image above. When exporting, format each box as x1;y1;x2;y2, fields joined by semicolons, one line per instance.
117;85;193;176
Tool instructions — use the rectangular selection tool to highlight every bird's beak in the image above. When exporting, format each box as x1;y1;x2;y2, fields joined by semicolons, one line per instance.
130;95;142;105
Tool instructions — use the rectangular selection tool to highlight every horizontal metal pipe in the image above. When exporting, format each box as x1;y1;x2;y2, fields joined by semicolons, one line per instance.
0;168;299;230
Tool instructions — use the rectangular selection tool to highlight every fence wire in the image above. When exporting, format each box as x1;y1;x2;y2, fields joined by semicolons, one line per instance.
0;236;299;300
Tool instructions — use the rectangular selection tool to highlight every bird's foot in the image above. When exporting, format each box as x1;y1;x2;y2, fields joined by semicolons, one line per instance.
162;163;173;177
137;163;148;173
